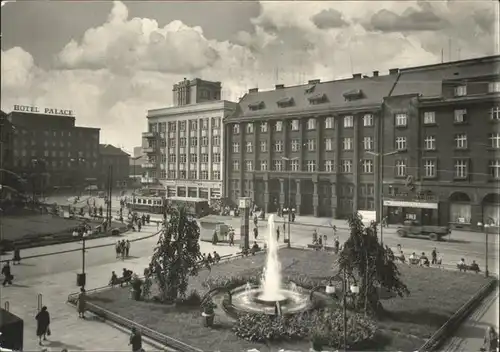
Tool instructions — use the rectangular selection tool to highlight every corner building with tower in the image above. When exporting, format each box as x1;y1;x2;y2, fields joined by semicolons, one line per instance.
224;55;500;232
142;78;237;199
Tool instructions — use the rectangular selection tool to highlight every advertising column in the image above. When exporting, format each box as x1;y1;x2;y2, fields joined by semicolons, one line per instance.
239;197;251;250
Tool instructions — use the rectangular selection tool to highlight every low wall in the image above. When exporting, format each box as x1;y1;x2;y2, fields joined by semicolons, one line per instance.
418;278;498;352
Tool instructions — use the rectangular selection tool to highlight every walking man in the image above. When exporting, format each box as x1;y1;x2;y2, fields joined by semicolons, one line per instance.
129;327;143;352
2;261;13;286
125;240;130;257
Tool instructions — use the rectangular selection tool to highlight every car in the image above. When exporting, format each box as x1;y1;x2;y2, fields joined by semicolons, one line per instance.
396;220;451;241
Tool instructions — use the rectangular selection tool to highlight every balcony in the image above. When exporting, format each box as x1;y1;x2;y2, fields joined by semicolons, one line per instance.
142;132;158;139
141;177;156;184
142;163;155;169
143;147;155;154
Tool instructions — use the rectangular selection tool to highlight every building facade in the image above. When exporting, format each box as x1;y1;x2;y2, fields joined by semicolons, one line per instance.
99;144;130;189
0;110;15;196
143;78;237;200
7;110;100;192
224;55;500;230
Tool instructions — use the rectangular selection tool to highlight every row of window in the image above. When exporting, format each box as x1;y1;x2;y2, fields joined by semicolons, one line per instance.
149;118;221;133
166;163;221;171
394;133;500;151
15;139;96;149
160;170;221;180
14;158;98;169
229;158;500;179
453;82;500;97
422;107;500;125
165;153;221;163
17;129;98;139
14;149;97;159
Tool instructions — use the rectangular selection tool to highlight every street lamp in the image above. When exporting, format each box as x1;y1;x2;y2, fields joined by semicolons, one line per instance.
281;156;298;248
325;270;359;351
477;222;490;277
74;227;89;288
366;150;399;246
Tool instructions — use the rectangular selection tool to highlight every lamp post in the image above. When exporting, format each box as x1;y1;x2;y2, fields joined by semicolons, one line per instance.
281;157;298;248
74;228;89;288
366;150;399;246
477;222;490;277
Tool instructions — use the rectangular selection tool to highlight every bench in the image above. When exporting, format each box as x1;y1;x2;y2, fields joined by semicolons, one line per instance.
409;258;420;265
307;244;335;252
457;264;480;273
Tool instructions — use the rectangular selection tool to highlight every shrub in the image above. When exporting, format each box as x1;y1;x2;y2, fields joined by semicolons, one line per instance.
202;274;260;292
233;313;310;342
176;289;203;307
283;273;322;289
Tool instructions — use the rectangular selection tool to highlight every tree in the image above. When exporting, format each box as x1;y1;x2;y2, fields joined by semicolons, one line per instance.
148;206;207;302
337;213;410;315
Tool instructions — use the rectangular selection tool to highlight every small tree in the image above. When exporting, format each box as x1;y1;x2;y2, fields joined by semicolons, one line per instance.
337;213;410;315
148;206;207;302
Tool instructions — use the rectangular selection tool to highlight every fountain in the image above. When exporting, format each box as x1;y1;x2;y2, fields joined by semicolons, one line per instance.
225;215;328;316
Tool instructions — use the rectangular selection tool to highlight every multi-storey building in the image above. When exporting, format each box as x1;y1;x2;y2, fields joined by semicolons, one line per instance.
381;55;500;230
7;109;100;192
99;144;130;189
0;110;15;196
225;55;500;230
143;78;237;200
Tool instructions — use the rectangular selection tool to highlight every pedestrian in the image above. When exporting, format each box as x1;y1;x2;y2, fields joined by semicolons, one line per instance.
253;227;258;240
12;247;21;265
334;237;340;254
2;261;13;286
431;247;438;265
116;241;121;258
35;306;50;345
137;220;142;232
77;287;86;318
483;326;498;352
129;327;143;352
276;226;280;241
229;229;235;246
323;234;327;247
121;240;126;260
125;240;130;257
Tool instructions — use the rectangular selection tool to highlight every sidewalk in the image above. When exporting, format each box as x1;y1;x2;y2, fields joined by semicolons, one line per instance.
0;227;239;352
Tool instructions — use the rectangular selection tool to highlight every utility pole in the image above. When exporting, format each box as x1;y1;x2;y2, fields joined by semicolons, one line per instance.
107;165;113;227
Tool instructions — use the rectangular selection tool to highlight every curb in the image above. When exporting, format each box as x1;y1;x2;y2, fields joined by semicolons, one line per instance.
418;277;498;352
0;228;161;263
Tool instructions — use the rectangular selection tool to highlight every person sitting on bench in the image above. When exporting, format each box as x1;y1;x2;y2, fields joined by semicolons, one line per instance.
251;242;260;255
109;271;118;286
470;260;480;273
419;252;430;267
457;258;467;272
409;252;419;265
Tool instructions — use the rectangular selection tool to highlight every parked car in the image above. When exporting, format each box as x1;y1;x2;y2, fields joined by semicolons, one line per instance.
396;220;451;241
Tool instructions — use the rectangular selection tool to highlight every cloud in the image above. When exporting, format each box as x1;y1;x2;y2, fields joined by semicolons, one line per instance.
1;0;498;151
311;9;348;29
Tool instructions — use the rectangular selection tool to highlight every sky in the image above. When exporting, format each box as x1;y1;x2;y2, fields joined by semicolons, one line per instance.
1;0;499;151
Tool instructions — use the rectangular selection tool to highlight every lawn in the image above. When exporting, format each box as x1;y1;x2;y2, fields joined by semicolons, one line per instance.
88;248;493;352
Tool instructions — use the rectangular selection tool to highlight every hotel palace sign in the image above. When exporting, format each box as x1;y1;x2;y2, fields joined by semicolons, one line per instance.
13;105;74;116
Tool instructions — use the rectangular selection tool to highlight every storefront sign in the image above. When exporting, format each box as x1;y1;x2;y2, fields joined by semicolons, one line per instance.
13;105;74;116
161;180;221;189
383;200;438;209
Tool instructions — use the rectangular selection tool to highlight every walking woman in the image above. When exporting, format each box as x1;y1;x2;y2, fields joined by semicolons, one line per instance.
35;306;50;345
77;287;87;318
483;326;498;352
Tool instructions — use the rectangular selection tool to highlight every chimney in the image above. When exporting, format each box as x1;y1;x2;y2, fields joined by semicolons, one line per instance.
352;73;362;79
373;71;379;77
248;88;259;93
308;79;320;84
389;68;399;75
275;84;285;90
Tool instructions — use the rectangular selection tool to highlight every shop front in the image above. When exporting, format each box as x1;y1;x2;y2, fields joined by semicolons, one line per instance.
383;199;439;226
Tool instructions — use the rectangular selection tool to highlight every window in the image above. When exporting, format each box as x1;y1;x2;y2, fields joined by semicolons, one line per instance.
341;160;352;173
325;138;333;151
179;137;187;147
260;141;267;152
395;160;406;177
395;113;408;127
424;111;436;124
275;121;283;132
212;171;221;180
307;118;316;130
490;107;500;120
362;160;373;173
424;159;436;178
190;136;198;146
169;122;177;132
363;137;373;150
291;139;301;152
260;160;268;171
424;136;436;150
454;159;468;179
273;160;283;171
169;154;176;163
169;139;176;148
212;117;221;128
396;136;407;151
343;115;353;128
179;154;186;163
233;124;240;134
179;121;186;131
291;119;300;131
363;114;373;127
290;160;299;171
189;171;197;179
307;139;316;151
275;140;283;152
342;138;353;150
212;136;220;146
260;122;268;132
246;141;253;153
201;154;209;163
454;85;467;96
213;153;221;163
201;136;208;146
324;160;334;172
190;120;198;130
488;82;500;93
455;133;467;149
489;160;500;179
246;123;254;134
202;119;209;130
454;109;467;123
489;133;500;148
245;161;253;171
190;154;198;162
325;117;334;129
232;142;239;153
306;160;316;172
200;170;209;180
